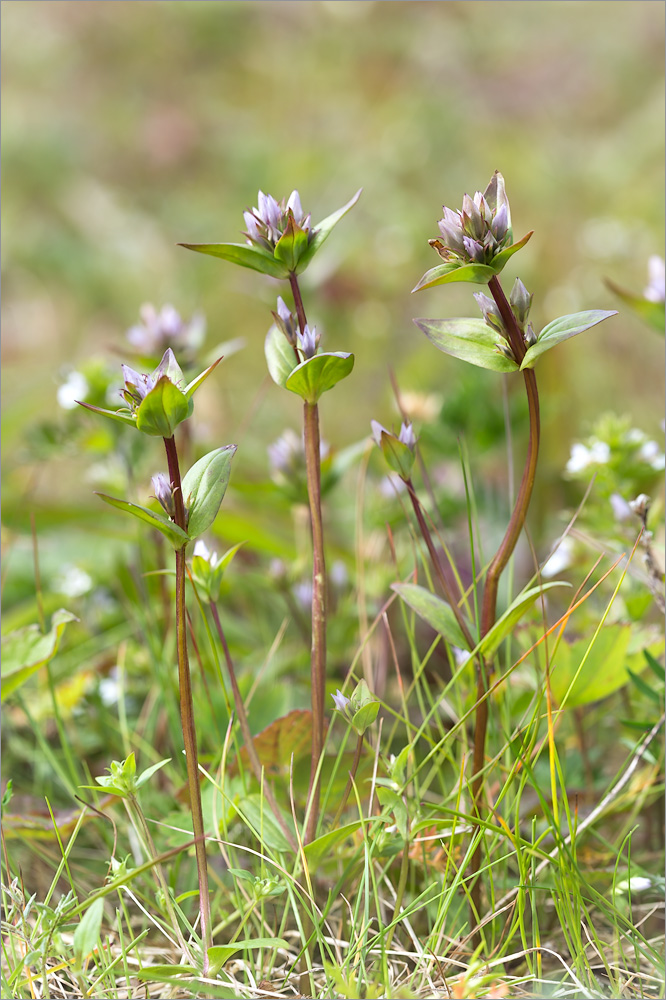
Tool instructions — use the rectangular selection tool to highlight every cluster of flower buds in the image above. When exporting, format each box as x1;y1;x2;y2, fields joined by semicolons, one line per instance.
243;190;314;253
371;419;418;481
429;171;511;266
126;304;205;360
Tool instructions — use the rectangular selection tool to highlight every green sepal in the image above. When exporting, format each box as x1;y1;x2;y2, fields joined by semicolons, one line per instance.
77;401;136;429
184;356;223;400
265;325;299;388
414;317;519;373
1;609;78;701
391;583;470;651
412;231;533;292
181;445;237;539
274;212;310;272
605;279;665;334
95;493;191;549
177;241;288;278
135;376;192;437
376;430;416;480
285;352;354;404
520;309;618;369
295;188;362;274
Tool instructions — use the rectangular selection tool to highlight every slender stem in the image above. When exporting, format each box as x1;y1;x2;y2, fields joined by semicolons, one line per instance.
163;435;211;973
468;275;541;932
332;733;364;827
209;601;297;851
289;271;327;845
404;477;475;651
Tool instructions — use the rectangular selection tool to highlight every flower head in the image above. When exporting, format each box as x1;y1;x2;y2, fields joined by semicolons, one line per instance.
120;348;183;411
126;304;205;359
429;171;512;266
243;189;313;252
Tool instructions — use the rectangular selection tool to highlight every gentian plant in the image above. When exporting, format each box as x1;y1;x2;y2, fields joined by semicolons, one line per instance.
180;187;361;843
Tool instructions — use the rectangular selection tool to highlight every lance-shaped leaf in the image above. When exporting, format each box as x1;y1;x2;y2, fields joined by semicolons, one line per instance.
95;493;190;549
414;317;519;373
477;582;570;658
77;402;136;429
295;188;362;273
1;609;78;701
605;279;665;334
265;326;299;388
520;309;618;369
391;583;471;651
412;231;533;292
181;444;237;539
274;213;310;272
177;241;289;278
135;376;192;437
206;939;290;978
285;352;354;404
184;356;223;400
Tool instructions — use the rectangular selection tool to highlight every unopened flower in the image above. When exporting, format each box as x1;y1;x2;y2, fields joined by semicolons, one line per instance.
509;278;533;328
430;171;512;266
243;190;313;253
151;472;177;518
297;323;320;360
272;296;298;346
331;689;351;713
126;304;205;358
121;349;183;410
473;292;506;336
371;420;418;480
644;256;665;304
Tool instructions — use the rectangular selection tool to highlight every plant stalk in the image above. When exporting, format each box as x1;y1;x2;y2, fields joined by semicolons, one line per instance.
289;271;327;845
468;275;541;931
163;434;212;973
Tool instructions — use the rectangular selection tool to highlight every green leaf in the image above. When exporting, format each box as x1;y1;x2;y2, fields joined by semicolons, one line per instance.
274;213;310;272
233;794;293;852
77;401;136;429
135;376;191;437
136;965;197;983
351;701;380;734
73;897;104;969
184;356;223;400
627;668;663;706
643;649;665;681
478;582;570;659
178;241;288;278
488;230;534;271
94;493;190;549
303;821;364;868
412;262;497;292
1;609;78;701
181;444;237;539
136;758;172;789
413;317;519;372
605;279;665;333
207;939;290;977
520;310;618;369
375;427;416;479
265;325;299;388
391;583;470;650
285;352;354;403
295;189;362;273
549;624;634;708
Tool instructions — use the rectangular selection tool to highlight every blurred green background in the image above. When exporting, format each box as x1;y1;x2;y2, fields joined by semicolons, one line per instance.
2;0;664;550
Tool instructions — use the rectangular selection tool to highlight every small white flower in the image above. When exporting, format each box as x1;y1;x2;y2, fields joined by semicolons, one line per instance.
57;371;89;410
542;536;575;578
644;255;665;304
609;493;632;522
54;564;93;597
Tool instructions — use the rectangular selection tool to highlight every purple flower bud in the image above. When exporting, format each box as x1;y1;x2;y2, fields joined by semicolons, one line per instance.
474;292;506;336
286;190;303;220
151;473;176;517
510;278;533;328
243;190;313;251
272;296;298;345
371;419;388;447
432;172;512;266
331;689;351;713
297;323;319;359
398;421;417;450
491;203;509;242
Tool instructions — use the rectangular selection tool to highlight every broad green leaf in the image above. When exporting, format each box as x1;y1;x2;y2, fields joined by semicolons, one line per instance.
77;401;136;429
95;493;190;549
303;821;364;867
177;241;288;278
550;624;633;708
1;609;78;701
520;310;618;369
184;356;223;400
265;325;299;388
73;897;104;969
285;352;354;403
605;279;665;334
351;701;380;734
233;794;293;852
181;445;236;539
412;262;497;292
391;583;470;651
295;188;362;273
207;939;290;977
274;213;310;272
135;376;191;437
413;317;519;373
478;582;570;658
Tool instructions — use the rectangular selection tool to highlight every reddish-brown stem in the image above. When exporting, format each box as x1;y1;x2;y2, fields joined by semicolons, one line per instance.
209;601;297;851
468;275;541;935
163;435;211;973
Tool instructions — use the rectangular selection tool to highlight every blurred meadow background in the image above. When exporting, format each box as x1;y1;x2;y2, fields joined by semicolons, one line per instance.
1;2;665;997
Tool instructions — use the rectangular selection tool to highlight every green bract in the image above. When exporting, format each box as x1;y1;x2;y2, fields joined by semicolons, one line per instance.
285;352;354;404
412;231;533;292
520;309;618;369
413;317;519;373
265;325;299;388
135;375;192;437
182;445;237;539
